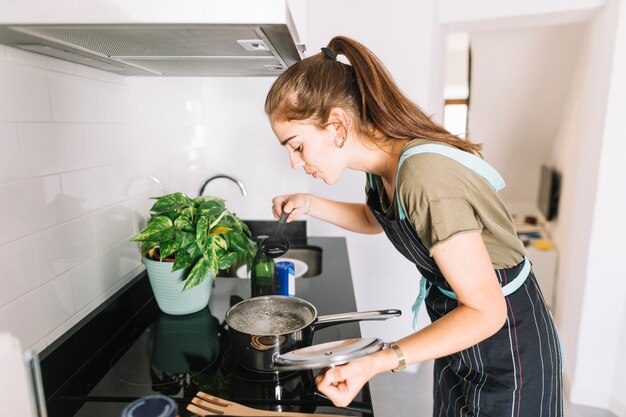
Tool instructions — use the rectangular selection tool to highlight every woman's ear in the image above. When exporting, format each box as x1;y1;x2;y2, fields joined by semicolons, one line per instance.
327;108;350;147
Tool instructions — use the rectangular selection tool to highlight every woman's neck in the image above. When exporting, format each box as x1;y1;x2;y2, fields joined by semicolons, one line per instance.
346;134;409;181
378;139;409;186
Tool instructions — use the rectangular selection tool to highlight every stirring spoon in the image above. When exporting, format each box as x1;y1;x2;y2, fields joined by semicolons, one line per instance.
260;211;290;258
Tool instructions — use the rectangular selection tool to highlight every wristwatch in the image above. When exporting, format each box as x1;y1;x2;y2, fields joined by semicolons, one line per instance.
387;341;406;372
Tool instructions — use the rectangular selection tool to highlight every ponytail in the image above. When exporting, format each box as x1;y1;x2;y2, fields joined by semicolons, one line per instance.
265;36;482;155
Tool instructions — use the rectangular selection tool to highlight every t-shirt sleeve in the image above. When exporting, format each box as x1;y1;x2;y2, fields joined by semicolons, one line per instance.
398;154;483;250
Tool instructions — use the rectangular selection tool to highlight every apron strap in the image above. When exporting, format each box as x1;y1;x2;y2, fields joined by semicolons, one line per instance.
395;144;506;220
412;276;431;331
399;144;513;329
367;172;376;190
412;257;531;331
437;257;530;300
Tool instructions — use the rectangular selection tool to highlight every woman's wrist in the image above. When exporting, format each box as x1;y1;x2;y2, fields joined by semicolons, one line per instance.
306;193;313;215
370;344;404;374
387;342;406;372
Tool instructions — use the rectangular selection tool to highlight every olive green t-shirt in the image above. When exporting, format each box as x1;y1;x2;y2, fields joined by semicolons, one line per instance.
370;138;525;269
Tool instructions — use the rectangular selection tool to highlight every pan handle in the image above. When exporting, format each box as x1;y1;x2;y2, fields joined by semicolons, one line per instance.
314;309;401;330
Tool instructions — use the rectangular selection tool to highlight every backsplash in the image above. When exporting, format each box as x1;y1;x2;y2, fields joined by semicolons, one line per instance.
0;46;306;351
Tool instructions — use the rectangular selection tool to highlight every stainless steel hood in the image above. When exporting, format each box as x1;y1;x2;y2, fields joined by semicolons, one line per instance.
0;1;306;76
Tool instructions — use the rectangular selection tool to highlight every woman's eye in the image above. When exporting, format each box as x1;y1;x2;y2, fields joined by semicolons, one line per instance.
294;145;302;153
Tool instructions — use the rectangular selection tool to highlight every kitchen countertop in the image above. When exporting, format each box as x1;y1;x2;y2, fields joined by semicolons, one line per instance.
40;236;374;417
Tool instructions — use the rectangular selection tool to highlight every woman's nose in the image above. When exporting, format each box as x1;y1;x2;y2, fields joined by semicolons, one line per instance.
289;153;304;170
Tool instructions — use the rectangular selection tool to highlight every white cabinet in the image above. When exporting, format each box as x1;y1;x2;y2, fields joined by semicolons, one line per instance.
526;246;558;308
514;215;559;309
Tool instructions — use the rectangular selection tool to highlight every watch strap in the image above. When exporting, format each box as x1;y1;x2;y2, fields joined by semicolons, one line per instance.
388;341;406;372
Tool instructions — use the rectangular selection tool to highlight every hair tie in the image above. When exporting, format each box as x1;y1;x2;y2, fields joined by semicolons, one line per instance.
321;47;337;60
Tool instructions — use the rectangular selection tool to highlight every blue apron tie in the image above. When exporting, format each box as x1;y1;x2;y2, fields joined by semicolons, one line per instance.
436;257;530;300
412;276;431;330
394;145;529;330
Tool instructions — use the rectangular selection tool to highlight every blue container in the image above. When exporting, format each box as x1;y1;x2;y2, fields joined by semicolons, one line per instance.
275;261;295;296
121;394;178;417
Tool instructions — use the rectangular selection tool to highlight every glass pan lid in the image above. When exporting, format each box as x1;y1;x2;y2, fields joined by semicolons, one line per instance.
272;338;384;371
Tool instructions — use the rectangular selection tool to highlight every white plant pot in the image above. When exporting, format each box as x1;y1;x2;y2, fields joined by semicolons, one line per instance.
143;257;212;315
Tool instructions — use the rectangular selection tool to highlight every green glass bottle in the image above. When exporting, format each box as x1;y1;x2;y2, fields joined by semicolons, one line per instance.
250;235;276;297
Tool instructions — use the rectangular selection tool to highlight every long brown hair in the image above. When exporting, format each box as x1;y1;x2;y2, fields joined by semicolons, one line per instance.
265;35;482;154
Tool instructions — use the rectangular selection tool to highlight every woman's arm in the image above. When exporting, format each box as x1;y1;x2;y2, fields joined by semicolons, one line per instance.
316;231;508;406
272;193;383;234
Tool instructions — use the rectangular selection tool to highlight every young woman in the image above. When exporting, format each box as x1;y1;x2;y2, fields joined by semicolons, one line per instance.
265;36;563;417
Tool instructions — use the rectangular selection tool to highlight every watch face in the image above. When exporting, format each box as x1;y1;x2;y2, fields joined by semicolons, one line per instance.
272;338;384;371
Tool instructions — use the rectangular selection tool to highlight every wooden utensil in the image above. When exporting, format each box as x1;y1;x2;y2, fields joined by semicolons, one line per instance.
186;391;351;417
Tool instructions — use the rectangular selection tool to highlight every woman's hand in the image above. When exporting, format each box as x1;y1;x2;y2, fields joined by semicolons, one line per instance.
270;194;383;234
272;193;312;222
314;357;375;407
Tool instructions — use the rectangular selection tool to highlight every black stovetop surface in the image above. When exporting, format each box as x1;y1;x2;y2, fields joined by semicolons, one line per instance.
40;237;373;417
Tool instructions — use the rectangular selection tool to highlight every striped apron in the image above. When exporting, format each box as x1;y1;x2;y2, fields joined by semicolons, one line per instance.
367;144;563;417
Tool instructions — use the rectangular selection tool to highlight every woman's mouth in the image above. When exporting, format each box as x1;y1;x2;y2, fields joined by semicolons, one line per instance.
312;172;317;178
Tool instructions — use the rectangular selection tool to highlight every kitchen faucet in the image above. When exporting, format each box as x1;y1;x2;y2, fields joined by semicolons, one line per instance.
198;174;247;197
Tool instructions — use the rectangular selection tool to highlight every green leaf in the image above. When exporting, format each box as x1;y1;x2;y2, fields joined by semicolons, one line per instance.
187;241;203;259
181;206;195;221
150;192;193;214
203;235;223;276
183;257;212;291
240;220;252;238
146;227;177;242
131;216;173;242
196;196;225;209
159;235;182;259
218;252;237;270
199;206;224;220
214;235;227;250
140;241;157;258
196;216;209;249
164;211;179;221
227;233;248;254
174;215;193;232
172;250;194;272
222;213;247;235
179;231;195;249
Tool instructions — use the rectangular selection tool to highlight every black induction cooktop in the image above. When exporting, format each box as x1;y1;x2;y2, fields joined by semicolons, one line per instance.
40;237;373;417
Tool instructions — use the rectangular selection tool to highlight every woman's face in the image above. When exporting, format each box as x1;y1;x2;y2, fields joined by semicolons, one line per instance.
271;118;346;185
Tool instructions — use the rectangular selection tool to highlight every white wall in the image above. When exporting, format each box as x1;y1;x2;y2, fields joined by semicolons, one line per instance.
575;0;626;412
548;0;622;410
468;23;586;213
0;46;302;352
438;1;626;414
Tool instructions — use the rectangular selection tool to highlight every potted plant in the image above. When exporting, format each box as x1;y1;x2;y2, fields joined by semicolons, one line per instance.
132;192;256;315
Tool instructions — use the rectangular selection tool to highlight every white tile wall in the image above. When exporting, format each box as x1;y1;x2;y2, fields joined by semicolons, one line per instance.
0;237;39;307
0;60;51;122
0;123;21;181
93;205;135;252
0;175;64;244
33;216;97;283
0;271;74;349
18;123;85;177
61;166;117;219
47;71;135;123
71;247;120;311
83;124;130;167
0;47;307;353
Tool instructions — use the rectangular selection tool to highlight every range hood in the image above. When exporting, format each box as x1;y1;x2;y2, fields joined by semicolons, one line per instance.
0;0;306;76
